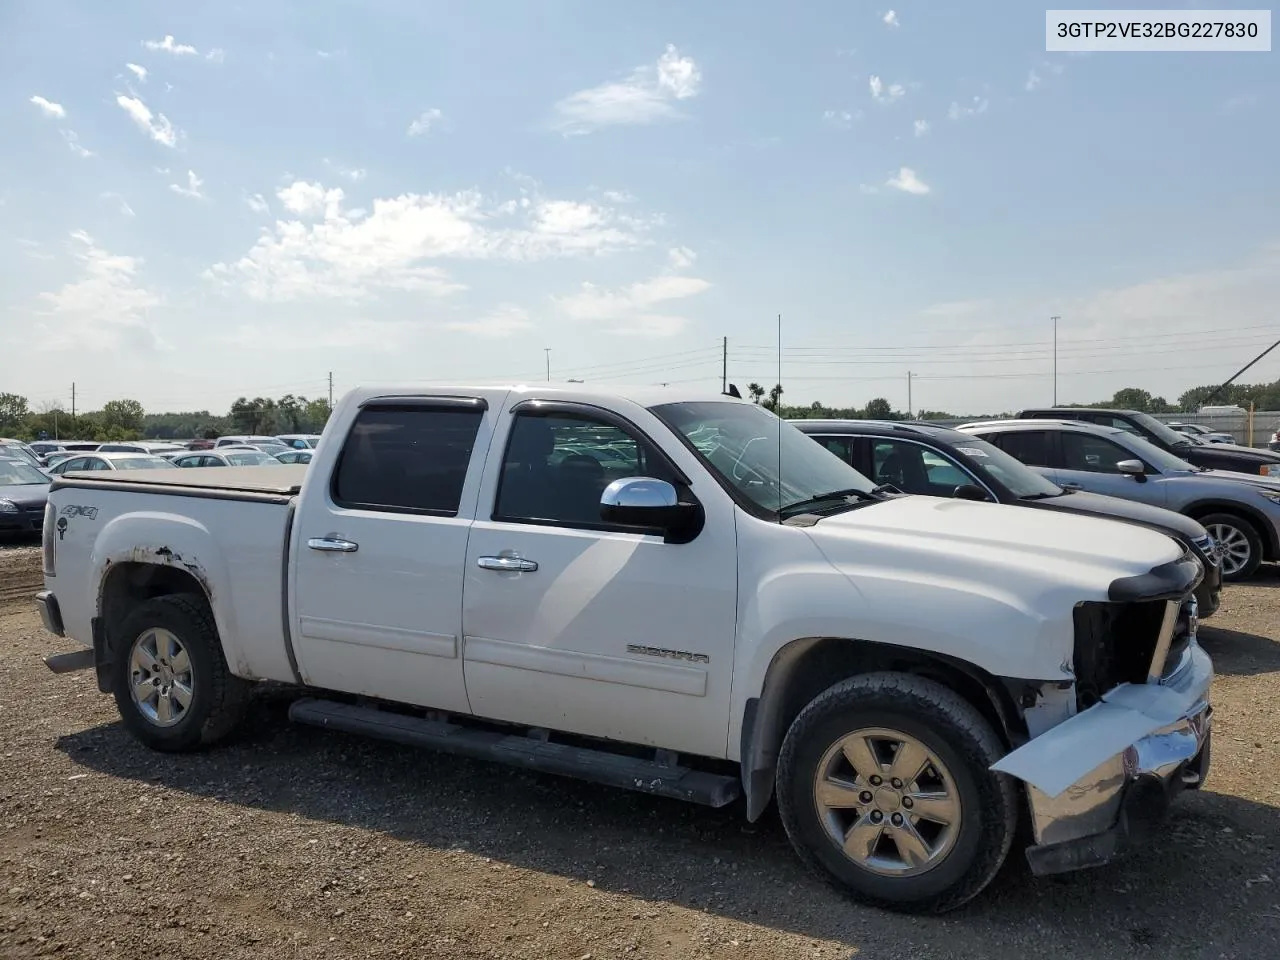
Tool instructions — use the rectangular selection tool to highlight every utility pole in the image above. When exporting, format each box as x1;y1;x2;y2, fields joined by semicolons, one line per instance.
71;382;76;433
1050;316;1060;405
907;371;913;419
721;336;728;393
328;371;334;409
544;348;551;383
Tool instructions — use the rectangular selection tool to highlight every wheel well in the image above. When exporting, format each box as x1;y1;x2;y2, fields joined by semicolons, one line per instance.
739;637;1024;822
100;562;209;636
1184;501;1276;558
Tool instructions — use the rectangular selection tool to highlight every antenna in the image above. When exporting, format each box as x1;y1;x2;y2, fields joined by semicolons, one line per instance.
777;312;783;518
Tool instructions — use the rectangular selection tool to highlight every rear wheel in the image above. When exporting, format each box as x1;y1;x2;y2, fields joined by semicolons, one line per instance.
776;672;1017;913
110;594;250;752
1200;512;1262;581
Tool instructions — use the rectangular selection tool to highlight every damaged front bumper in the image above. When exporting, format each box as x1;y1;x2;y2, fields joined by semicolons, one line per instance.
992;639;1213;876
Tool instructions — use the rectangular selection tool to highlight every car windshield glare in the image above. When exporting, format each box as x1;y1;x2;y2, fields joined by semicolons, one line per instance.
651;401;877;517
949;438;1061;498
0;460;49;485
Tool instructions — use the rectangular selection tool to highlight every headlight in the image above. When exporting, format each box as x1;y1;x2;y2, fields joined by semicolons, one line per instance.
1262;464;1280;477
0;499;17;514
1261;491;1280;505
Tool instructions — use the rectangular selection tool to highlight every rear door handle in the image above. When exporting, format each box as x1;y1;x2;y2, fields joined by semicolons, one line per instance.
308;537;359;553
477;556;538;573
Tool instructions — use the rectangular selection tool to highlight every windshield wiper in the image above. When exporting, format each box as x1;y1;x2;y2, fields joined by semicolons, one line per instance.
780;487;879;518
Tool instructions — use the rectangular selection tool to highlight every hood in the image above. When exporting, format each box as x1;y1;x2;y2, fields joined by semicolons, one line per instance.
806;496;1183;599
0;482;50;509
1184;441;1280;463
1195;468;1280;490
1030;489;1207;541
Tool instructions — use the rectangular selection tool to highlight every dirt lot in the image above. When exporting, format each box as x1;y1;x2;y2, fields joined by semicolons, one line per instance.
1;544;1278;960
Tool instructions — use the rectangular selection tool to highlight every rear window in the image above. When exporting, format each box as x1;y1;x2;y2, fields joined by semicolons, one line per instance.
332;404;483;515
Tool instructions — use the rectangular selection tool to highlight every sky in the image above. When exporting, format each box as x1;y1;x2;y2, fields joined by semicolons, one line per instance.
2;1;1278;417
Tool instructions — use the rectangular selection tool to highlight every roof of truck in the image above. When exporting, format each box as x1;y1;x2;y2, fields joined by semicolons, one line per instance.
345;382;752;409
52;464;307;497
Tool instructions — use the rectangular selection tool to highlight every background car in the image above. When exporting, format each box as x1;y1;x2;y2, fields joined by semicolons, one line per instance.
273;448;313;464
791;418;1222;616
0;439;47;471
959;418;1280;581
1168;422;1234;444
215;435;291;455
1016;407;1280;476
0;457;51;537
276;434;322;449
28;441;65;459
171;449;283;467
42;451;78;468
45;452;178;474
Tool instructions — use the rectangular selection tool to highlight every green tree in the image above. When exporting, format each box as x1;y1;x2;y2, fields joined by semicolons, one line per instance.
762;383;784;411
0;393;29;435
746;382;765;405
230;397;277;433
101;398;146;434
864;397;894;420
277;394;304;432
301;398;332;432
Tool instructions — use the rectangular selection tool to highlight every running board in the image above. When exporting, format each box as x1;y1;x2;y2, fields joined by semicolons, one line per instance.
288;698;741;808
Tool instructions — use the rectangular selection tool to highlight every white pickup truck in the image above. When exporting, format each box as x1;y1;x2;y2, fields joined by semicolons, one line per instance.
35;384;1213;913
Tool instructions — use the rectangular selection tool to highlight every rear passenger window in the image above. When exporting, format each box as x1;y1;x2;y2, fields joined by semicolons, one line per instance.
813;436;854;464
994;431;1052;467
333;405;483;515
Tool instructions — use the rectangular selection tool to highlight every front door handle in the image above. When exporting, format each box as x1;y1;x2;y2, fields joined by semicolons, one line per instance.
308;537;359;553
477;556;538;573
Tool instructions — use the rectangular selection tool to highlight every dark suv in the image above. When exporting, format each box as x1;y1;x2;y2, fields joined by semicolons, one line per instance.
792;419;1223;616
1018;408;1280;476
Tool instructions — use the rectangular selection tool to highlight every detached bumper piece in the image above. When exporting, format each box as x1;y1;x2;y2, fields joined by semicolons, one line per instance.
35;590;64;637
993;642;1213;876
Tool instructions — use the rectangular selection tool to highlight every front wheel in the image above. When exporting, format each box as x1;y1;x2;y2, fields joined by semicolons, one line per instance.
110;594;250;752
1200;512;1263;581
776;672;1017;914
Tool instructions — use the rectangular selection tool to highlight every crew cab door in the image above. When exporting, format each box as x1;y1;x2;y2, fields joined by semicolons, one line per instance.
290;394;503;713
461;399;739;759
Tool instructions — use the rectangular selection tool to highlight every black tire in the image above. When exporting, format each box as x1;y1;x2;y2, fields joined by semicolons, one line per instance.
110;593;251;752
1199;512;1263;582
776;672;1017;914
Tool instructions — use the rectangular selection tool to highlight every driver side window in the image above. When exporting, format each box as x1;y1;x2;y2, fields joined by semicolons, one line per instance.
494;411;676;529
1060;433;1134;473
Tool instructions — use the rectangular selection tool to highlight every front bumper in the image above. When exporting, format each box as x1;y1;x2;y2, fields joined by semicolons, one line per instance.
993;641;1213;875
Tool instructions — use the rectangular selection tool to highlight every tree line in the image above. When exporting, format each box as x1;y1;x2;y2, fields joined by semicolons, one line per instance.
0;393;332;442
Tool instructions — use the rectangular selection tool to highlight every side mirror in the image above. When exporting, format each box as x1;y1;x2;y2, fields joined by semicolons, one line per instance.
1117;459;1146;477
952;483;991;502
600;477;703;542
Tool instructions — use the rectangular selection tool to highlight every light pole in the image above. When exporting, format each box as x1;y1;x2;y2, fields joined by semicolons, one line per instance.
544;348;551;382
1051;315;1060;405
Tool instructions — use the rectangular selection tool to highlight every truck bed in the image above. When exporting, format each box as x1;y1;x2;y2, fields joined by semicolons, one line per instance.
52;465;307;500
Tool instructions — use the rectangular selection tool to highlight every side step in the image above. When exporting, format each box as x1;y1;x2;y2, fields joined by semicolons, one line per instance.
43;648;95;674
288;698;741;808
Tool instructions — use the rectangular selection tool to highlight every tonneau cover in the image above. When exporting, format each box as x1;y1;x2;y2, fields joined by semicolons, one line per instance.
53;465;306;497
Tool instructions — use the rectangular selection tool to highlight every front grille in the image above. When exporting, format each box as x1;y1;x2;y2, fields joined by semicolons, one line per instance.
1072;600;1165;708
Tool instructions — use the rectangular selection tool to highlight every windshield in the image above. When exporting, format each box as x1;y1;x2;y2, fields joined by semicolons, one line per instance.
227;451;274;466
0;460;50;486
1122;433;1200;473
652;401;878;517
0;444;43;468
1129;412;1194;448
119;457;177;470
947;437;1062;499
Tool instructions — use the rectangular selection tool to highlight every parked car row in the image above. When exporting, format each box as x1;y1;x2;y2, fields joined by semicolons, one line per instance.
20;434;322;467
36;383;1215;914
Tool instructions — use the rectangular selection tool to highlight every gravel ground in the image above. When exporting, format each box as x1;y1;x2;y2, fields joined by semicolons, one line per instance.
1;550;1278;960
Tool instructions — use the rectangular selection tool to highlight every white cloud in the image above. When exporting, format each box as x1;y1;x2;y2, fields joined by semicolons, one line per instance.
668;246;696;269
29;95;65;119
823;109;859;129
407;108;444;137
886;167;930;195
169;170;204;199
554;272;711;337
206;48;225;63
33;231;163;351
443;304;535;338
869;75;905;104
101;192;135;217
1025;70;1042;92
948;96;989;121
554;44;701;134
61;129;94;158
324;159;367;181
126;63;147;82
602;189;636;203
913;119;930;137
116;95;178;147
144;35;198;56
883;10;900;27
209;180;655;303
245;193;270;214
